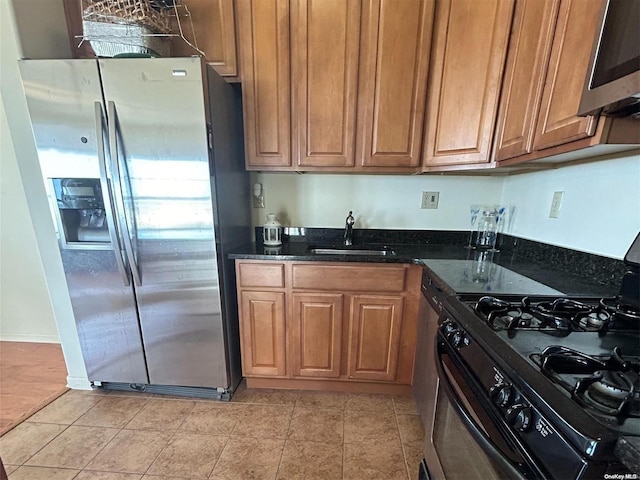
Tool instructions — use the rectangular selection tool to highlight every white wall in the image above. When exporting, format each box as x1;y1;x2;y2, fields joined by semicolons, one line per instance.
0;99;59;342
1;0;90;388
500;151;640;259
11;0;69;59
254;173;504;230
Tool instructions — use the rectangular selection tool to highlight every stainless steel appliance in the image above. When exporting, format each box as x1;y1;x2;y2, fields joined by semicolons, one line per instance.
19;57;251;399
417;235;640;478
578;0;640;117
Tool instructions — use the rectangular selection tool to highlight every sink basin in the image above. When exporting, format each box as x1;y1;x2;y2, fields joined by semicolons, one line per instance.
308;247;395;256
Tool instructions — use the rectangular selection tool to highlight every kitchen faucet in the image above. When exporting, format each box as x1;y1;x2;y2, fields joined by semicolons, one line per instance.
344;211;355;246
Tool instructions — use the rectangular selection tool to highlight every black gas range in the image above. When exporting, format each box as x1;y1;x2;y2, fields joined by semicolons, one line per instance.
435;236;640;479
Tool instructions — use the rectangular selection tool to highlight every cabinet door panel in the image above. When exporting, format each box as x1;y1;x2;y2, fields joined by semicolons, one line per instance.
291;293;343;378
238;262;285;288
240;291;286;376
494;0;559;161
172;0;238;76
348;295;403;381
423;0;514;166
237;0;292;168
292;0;361;167
358;0;434;168
533;0;600;151
292;263;406;292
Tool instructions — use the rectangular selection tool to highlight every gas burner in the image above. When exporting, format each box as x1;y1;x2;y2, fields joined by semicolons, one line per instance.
600;298;640;329
535;346;640;417
473;296;640;333
581;370;640;416
575;310;610;330
475;296;578;331
490;309;538;330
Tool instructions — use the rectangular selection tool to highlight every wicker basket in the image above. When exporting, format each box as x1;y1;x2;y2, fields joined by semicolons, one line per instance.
82;0;173;34
81;0;175;57
82;21;171;57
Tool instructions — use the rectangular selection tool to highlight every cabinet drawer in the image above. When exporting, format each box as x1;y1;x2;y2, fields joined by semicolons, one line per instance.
292;264;406;292
237;262;285;288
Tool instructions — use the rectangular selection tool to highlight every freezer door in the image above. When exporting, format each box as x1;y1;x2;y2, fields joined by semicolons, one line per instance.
98;57;228;388
19;60;148;384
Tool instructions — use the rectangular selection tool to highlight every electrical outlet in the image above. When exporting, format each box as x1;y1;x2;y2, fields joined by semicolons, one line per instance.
253;182;265;208
549;191;563;218
253;195;265;208
421;191;439;209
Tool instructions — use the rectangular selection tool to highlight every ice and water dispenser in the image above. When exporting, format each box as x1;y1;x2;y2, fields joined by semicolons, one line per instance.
52;178;110;245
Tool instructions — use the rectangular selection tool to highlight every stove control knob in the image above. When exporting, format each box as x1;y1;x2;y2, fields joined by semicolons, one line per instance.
448;330;461;347
490;384;514;408
441;320;457;335
506;404;532;432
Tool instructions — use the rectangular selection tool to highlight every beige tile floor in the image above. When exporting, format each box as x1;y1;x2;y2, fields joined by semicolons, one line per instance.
0;382;424;480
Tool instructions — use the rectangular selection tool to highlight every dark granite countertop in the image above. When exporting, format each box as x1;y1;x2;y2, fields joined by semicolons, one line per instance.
228;236;620;297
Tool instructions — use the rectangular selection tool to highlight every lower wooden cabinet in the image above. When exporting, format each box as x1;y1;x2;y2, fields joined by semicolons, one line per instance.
348;295;404;382
239;290;286;377
291;293;343;378
235;260;421;390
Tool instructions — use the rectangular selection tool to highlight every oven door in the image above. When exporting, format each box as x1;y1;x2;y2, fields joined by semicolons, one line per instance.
430;335;540;480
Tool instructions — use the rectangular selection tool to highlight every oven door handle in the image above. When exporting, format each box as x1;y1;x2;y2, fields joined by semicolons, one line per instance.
435;339;528;480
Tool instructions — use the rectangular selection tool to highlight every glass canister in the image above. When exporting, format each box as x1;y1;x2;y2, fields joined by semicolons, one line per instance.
474;209;498;250
263;213;282;246
471;249;496;283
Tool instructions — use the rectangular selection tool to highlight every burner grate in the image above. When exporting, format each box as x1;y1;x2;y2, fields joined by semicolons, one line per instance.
474;296;640;333
533;346;640;417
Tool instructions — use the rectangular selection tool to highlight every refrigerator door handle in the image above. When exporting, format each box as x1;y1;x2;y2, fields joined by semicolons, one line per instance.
107;101;142;286
95;102;130;287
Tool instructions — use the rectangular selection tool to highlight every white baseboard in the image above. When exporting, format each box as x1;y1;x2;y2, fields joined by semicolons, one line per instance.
0;334;61;343
66;375;92;390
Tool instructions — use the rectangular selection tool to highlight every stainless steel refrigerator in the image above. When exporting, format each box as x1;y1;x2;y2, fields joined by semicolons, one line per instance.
19;57;251;399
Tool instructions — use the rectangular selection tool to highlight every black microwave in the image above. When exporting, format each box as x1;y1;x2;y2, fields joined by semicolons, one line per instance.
578;0;640;118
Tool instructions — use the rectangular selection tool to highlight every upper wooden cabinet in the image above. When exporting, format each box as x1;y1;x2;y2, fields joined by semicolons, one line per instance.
357;0;435;169
64;0;635;171
495;0;597;161
171;0;238;77
422;0;515;169
239;0;435;171
494;0;559;161
291;0;361;168
532;0;600;151
62;0;96;59
237;0;292;169
496;0;639;166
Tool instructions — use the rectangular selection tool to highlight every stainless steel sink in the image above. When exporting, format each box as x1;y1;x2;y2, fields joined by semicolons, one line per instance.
309;247;395;256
